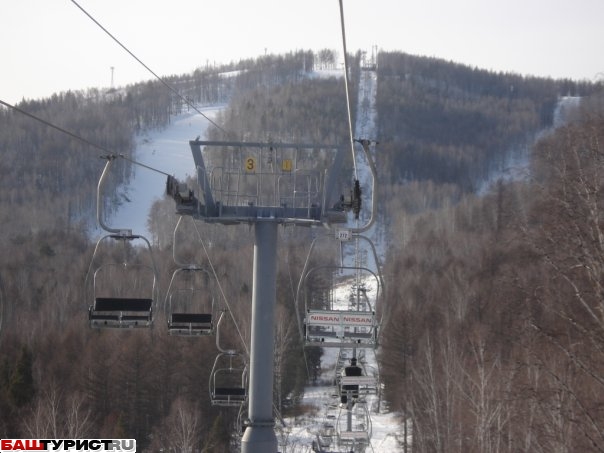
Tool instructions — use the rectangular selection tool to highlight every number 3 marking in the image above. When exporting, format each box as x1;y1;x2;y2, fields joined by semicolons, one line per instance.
245;157;256;172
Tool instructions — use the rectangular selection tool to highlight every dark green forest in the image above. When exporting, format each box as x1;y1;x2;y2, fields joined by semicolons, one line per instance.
1;50;604;452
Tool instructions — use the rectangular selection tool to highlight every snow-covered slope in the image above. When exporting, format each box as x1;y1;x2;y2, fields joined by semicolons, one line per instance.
108;104;225;237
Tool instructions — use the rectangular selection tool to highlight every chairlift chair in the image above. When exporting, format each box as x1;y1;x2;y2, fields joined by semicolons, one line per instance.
337;357;378;404
209;351;248;407
295;233;384;348
336;401;372;447
208;311;248;406
165;216;218;336
301;264;379;348
86;156;159;329
165;266;215;336
87;233;158;328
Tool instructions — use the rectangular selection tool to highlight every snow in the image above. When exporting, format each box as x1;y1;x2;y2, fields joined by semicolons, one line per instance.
283;265;404;452
476;144;531;196
351;70;388;260
219;69;247;78
477;96;582;196
308;69;344;79
108;104;225;237
553;95;581;128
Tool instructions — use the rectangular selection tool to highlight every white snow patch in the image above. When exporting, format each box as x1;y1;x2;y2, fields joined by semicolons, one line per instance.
477;96;582;196
553;96;581;127
219;69;247;78
308;69;344;79
107;104;225;237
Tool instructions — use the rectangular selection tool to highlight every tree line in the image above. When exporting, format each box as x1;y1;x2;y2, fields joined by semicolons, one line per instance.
380;90;604;452
376;51;600;191
0;49;348;450
2;48;602;450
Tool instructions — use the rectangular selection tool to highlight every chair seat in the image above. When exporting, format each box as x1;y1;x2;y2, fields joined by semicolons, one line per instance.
94;297;152;312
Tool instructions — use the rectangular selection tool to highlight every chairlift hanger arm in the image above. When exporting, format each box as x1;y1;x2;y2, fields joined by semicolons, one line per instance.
97;155;171;236
336;0;380;234
96;158;130;235
338;0;358;181
350;139;378;234
325;140;378;234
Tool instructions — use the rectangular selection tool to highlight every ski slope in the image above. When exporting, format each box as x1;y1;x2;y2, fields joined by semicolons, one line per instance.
109;104;225;237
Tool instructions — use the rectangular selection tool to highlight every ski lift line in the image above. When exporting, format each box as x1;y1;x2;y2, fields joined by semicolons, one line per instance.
70;0;230;137
0;98;172;178
338;0;358;181
119;154;172;177
191;219;250;356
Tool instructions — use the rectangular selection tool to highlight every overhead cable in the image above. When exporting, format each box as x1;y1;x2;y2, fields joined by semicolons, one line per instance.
192;220;250;357
338;0;358;180
0;98;172;177
0;98;114;156
70;0;230;137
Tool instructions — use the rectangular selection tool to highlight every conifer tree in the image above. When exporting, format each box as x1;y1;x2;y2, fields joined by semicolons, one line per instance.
9;346;35;408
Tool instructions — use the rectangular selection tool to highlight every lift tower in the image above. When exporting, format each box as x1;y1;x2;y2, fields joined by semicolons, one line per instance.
167;139;371;452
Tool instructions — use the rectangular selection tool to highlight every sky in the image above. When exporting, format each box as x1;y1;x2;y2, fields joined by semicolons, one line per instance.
2;0;604;105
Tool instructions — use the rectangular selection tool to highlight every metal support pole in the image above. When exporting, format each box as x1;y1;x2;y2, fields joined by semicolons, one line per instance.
241;221;278;453
347;392;353;432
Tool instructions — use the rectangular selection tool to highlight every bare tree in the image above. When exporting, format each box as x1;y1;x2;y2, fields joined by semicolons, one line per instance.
163;398;200;453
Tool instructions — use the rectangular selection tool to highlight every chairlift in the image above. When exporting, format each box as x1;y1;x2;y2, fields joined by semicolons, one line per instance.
86;157;159;329
337;356;378;405
87;234;157;328
167;139;375;228
165;216;217;336
209;351;248;406
166;267;215;335
208;312;248;406
295;233;383;348
336;401;372;447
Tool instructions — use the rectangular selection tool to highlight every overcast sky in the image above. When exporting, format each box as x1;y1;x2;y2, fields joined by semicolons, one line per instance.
2;0;604;104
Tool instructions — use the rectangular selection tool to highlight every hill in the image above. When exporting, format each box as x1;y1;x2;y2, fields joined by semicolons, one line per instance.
1;50;603;451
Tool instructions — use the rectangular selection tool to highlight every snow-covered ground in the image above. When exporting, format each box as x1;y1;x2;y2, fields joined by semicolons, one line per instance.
553;95;581;127
107;104;225;237
281;272;404;452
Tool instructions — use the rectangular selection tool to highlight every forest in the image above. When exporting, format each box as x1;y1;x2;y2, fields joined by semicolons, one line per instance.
1;49;603;452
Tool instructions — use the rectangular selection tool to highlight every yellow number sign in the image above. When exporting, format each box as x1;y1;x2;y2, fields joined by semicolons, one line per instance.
282;159;293;172
245;157;256;173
